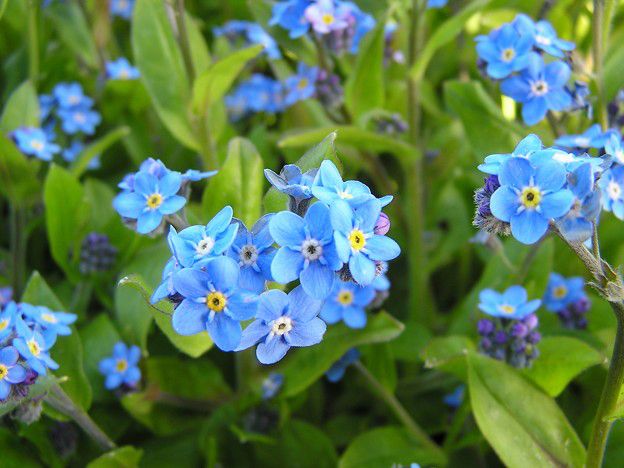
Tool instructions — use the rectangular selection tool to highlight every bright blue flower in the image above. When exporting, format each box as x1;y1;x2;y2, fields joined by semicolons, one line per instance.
98;341;141;390
172;257;258;351
513;14;575;58
284;63;318;106
13;327;58;376
270;202;342;299
226;75;286;117
475;23;534;79
330;199;401;285
599;165;624;219
443;385;465;408
501;53;571;125
427;0;448;7
105;57;140;80
312;160;375;207
264;164;318;200
12;127;60;161
62;140;101;169
110;0;134;19
57;106;101;135
215;21;281;59
169;206;238;268
270;0;312;39
305;0;349;34
20;305;77;348
478;134;543;175
227;215;276;294
113;170;186;234
326;348;359;382
320;280;375;328
0;346;27;400
555;124;613;150
489;157;574;244
236;286;326;364
605;133;624;165
53;82;93;109
543;273;585;312
261;372;284;399
0;302;18;342
478;285;541;319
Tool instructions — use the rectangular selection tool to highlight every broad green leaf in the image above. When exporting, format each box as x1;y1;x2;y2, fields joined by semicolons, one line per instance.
0;80;39;132
87;446;143;468
339;426;446;468
523;336;604;397
281;311;404;397
420;335;475;380
389;320;431;362
0;0;7;20
22;272;92;411
0;134;41;206
362;343;397;392
186;12;211;75
468;352;585;468
344;21;385;118
46;2;98;68
71;126;130;178
202;137;264;226
132;0;199;150
0;428;41;467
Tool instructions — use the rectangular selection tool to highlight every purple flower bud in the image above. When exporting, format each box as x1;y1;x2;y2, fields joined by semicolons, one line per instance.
374;212;391;235
480;337;492;350
527;331;541;344
572;296;591;314
477;319;495;335
510;322;528;338
523;313;538;330
494;330;508;344
484;175;500;194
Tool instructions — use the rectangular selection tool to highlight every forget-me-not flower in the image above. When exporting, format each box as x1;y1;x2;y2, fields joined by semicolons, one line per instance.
98;341;141;390
513;14;574;58
305;0;348;34
285;63;318;106
312;160;374;207
599;166;624;219
110;0;134;19
57;106;101;135
478;134;543;175
475;23;534;79
20;304;77;348
53;82;93;109
270;0;311;38
543;273;585;312
106;57;140;80
478;285;541;319
12;127;61;161
326;348;360;382
0;346;27;400
13;326;58;376
320;280;375;328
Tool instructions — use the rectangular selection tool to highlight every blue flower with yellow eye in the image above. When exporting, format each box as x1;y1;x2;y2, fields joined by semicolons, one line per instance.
20;305;77;348
305;0;348;34
57;106;101;135
478;285;541;319
53;82;93;109
12;127;61;161
172;257;258;351
13;326;58;376
285;63;318;106
0;346;26;400
326;348;360;382
320;280;375;328
270;0;311;39
98;342;141;390
475;23;534;79
106;57;140;80
543;273;585;312
489;157;574;244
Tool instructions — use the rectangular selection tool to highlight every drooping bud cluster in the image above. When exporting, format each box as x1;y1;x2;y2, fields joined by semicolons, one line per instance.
315;69;344;108
79;232;118;274
374;114;408;136
473;175;511;236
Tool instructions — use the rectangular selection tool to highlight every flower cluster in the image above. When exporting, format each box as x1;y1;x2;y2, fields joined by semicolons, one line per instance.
79;232;118;275
476;14;578;125
477;286;541;368
215;21;281;59
105;57;140;81
543;273;590;329
98;342;141;391
0;301;77;400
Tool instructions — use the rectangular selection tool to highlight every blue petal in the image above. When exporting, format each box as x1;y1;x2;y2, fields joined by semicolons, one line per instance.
172;300;206;335
113;192;145;218
159;195;187;215
510;210;549;244
173;268;208;298
329;200;355;233
498;157;533;188
236;320;269;351
343;307;367;329
226;291;258;321
269;211;306;247
256;336;290;364
271;247;304;284
0;346;18;366
320;302;343;324
206;256;239;293
207;314;242;351
540;190;574;218
364;236;401;261
305;202;333;242
105;373;123;390
300;262;336;299
349;254;376;285
137;210;163;234
503;285;527;306
522;97;548;125
257;289;289;322
288;285;323;322
158;172;182;196
206;206;234;234
287;317;326;346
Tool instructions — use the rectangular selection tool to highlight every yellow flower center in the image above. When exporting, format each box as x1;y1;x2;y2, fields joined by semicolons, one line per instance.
146;193;163;209
0;364;7;380
348;229;366;251
520;187;541;208
28;339;41;357
0;320;8;332
553;285;567;299
41;313;58;323
501;48;516;62
338;190;353;200
322;13;334;25
337;290;354;306
206;292;227;312
498;304;516;315
120;69;130;79
297;78;309;90
116;359;128;372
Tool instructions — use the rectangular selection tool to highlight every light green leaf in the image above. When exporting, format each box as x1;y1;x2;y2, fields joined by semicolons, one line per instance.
87;446;143;468
0;80;39;132
186;12;211;75
45;2;98;68
71;126;130;178
0;134;41;206
420;335;475;380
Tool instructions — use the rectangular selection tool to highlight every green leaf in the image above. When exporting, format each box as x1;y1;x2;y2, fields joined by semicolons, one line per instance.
468;352;585;468
0;428;41;467
132;0;198;150
22;272;92;411
420;335;475;380
0;0;7;20
339;426;446;468
0;80;39;132
70;126;130;178
344;21;385;118
87;446;143;468
45;2;98;68
202;137;264;226
192;45;263;114
362;343;397;392
0;133;41;206
186;12;211;75
281;311;404;397
523;336;604;397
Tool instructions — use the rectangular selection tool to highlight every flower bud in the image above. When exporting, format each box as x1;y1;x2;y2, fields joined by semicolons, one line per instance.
374;212;391;235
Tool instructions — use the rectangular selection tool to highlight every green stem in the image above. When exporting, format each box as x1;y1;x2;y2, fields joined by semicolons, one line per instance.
27;0;39;83
592;0;614;129
10;206;26;298
69;281;93;314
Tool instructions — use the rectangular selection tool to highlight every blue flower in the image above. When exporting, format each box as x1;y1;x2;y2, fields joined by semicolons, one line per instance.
478;134;543;175
427;0;448;7
605;133;624;165
513;14;575;58
599;165;624;219
106;57;140;80
261;372;284;399
312;160;375;207
226;75;286;117
172;257;258;351
62;140;101;169
543;273;585;312
0;302;18;341
326;348;359;382
13;327;58;376
236;286;326;364
320;280;375;328
555;124;613;150
501;53;571;125
478;285;541;319
113;170;186;234
330;199;401;285
305;0;349;34
98;342;141;390
270;202;342;299
270;0;311;39
0;346;27;400
57;106;101;135
20;304;77;348
443;385;465;408
489;157;574;244
284;63;318;106
227;215;276;294
110;0;134;19
169;206;238;268
475;23;534;79
215;21;281;59
53;82;93;109
264;164;318;200
12;127;60;161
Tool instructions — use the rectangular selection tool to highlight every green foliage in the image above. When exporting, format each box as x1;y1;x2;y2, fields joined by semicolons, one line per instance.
86;446;143;468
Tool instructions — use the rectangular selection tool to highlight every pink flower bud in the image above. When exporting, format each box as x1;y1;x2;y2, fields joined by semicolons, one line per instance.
374;212;390;235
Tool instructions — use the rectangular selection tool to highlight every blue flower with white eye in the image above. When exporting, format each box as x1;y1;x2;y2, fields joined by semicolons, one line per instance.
501;53;571;125
320;280;375;328
172;257;258;351
555;163;601;242
53;82;93;109
113;170;186;234
478;134;543;175
555;124;613;150
605;133;624;165
12;127;60;161
599;166;624;219
478;285;541;319
0;346;26;400
169;206;238;268
98;342;141;390
261;372;284;399
305;0;348;34
270;202;342;299
227;215;276;294
20;305;77;348
326;348;360;382
62;140;101;169
270;0;311;39
110;0;134;19
475;23;534;79
236;286;326;364
543;273;585;312
13;327;58;376
0;302;18;341
106;57;140;80
489;157;574;244
312;160;375;207
57;106;101;135
330;199;401;285
284;63;318;106
265;164;318;200
513;14;575;58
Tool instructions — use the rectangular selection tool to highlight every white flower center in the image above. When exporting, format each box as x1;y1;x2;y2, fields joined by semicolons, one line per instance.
575;137;590;147
338;190;353;200
31;140;44;151
196;237;215;256
301;239;323;261
535;35;552;46
530;80;549;96
74;112;86;123
68;94;80;105
271;316;293;336
239;244;259;266
616;149;624;163
552;151;576;163
608;181;622;200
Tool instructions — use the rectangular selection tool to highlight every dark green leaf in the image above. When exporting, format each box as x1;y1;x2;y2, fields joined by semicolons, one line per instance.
46;2;98;68
86;446;143;468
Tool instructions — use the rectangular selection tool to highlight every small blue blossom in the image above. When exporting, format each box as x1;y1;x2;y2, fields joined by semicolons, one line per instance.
0;302;17;341
270;0;311;39
0;346;27;400
555;124;613;150
478;285;541;319
305;0;349;34
98;342;141;390
53;82;93;109
110;0;134;19
284;63;319;106
13;327;58;376
489;157;574;244
172;257;258;351
513;14;575;58
261;372;284;399
312;160;375;207
215;21;281;59
20;304;77;348
543;273;585;313
57;106;101;135
12;127;61;161
320;280;375;328
427;0;448;7
264;164;318;200
62;140;101;169
478;134;543;175
326;348;359;382
443;385;465;408
106;57;140;80
226;75;286;118
475;23;534;79
599;165;624;219
605;133;624;165
237;286;326;364
501;53;572;125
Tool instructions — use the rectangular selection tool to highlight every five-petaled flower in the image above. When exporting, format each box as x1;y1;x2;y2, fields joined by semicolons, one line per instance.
320;280;375;328
13;326;58;376
475;23;534;79
98;342;141;390
478;285;541;319
543;273;586;313
0;346;27;400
